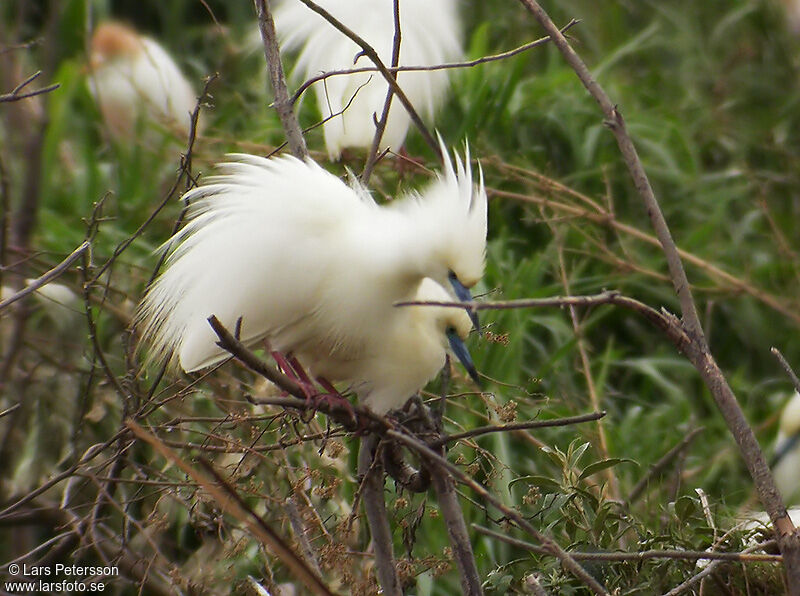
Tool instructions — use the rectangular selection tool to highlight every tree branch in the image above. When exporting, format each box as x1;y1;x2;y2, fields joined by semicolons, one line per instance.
0;240;89;312
253;0;308;159
288;22;580;106
433;411;606;447
0;70;59;103
358;434;402;596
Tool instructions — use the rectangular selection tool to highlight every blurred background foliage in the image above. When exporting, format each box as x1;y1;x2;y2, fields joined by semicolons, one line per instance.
1;0;800;594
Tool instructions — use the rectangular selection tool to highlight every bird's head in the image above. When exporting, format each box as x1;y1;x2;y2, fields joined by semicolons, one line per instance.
411;139;487;328
90;22;144;68
414;278;481;387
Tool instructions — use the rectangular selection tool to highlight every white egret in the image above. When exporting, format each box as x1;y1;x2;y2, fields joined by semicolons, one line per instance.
136;143;486;413
275;0;462;158
88;22;199;141
772;391;800;505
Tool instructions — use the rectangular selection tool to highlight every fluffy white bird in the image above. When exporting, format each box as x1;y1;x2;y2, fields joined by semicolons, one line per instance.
772;391;800;505
88;22;199;141
136;145;486;413
275;0;462;158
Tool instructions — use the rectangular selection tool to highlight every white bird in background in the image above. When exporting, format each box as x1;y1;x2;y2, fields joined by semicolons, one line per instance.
772;390;800;505
88;22;200;141
781;0;800;34
136;143;486;413
275;0;462;159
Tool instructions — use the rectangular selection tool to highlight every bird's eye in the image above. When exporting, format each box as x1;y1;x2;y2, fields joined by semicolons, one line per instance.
445;325;456;335
447;270;457;282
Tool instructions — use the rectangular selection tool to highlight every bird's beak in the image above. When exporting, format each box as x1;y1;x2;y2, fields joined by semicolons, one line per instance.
448;272;480;333
446;328;482;389
770;432;800;468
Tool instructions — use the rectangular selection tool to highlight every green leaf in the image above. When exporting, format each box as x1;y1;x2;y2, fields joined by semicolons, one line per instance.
579;458;635;481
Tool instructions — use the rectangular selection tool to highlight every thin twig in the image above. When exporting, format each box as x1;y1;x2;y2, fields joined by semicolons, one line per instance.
771;347;800;396
360;0;401;185
472;525;781;563
0;241;89;312
397;291;681;341
91;74;216;285
289;21;580;106
253;0;308;159
0;435;123;519
0;70;59;103
433;411;605;447
626;427;704;505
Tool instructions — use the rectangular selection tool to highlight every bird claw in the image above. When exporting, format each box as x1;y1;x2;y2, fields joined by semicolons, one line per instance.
269;351;357;425
306;391;357;425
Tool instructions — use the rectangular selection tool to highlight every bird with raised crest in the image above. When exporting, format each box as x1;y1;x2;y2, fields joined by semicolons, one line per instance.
136;141;486;413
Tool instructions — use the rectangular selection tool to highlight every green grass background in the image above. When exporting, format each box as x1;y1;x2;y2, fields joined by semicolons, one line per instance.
1;0;800;593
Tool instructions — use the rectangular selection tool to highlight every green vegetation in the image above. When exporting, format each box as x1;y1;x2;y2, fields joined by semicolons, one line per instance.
1;0;799;594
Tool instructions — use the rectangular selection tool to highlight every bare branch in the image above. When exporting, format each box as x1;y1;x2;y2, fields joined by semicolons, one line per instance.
0;240;89;312
433;411;606;447
771;347;800;396
285;496;323;575
472;525;782;563
0;70;59;103
358;434;402;596
429;459;483;595
253;0;308;159
207;315;384;431
360;0;401;185
288;21;581;106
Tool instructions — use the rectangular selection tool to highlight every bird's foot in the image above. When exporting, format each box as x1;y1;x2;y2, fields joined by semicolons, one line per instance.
310;377;357;426
269;351;356;424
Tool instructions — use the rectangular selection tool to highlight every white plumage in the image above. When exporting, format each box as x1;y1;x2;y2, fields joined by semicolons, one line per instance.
275;0;462;158
136;144;486;413
88;22;199;141
773;391;800;505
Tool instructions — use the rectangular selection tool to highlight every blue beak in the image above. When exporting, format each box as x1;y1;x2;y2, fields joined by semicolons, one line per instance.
448;271;480;333
446;328;482;388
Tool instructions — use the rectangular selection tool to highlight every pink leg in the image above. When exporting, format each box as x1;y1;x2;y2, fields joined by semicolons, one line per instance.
270;351;356;423
288;356;316;388
271;351;316;400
